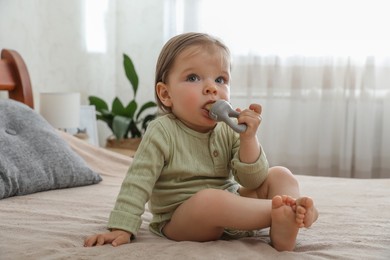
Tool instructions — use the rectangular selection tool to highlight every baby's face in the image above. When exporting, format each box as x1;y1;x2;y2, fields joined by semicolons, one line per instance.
163;45;231;133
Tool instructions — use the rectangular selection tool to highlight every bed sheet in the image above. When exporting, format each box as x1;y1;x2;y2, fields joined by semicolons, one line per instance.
1;132;389;259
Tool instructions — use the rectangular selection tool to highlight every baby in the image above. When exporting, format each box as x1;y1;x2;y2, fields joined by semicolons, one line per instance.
84;32;318;251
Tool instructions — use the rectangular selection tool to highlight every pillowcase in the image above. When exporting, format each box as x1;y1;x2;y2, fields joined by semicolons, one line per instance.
0;99;102;199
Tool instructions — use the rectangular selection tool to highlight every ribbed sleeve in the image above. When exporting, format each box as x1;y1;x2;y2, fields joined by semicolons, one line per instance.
231;146;269;189
107;119;169;235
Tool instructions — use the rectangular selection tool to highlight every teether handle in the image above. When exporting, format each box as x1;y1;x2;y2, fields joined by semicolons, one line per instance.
225;110;247;133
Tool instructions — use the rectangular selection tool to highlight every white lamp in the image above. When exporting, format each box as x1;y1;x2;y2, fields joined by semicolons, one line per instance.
40;92;80;129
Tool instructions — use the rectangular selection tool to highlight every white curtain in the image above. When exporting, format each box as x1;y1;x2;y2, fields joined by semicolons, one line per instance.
166;0;390;178
231;56;390;178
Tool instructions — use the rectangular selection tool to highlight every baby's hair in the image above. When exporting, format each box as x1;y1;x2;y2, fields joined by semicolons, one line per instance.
155;32;231;113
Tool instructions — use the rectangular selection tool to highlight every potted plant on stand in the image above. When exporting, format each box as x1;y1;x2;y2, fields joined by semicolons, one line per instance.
89;54;157;151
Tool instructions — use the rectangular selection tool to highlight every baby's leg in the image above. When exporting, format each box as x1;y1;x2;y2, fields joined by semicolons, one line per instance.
295;197;318;228
270;195;299;251
162;188;273;242
242;166;318;229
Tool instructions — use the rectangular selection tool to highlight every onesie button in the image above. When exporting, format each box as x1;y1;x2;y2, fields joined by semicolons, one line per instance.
5;128;17;135
213;150;219;157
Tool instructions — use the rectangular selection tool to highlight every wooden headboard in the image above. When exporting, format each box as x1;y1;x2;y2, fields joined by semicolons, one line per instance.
0;49;34;108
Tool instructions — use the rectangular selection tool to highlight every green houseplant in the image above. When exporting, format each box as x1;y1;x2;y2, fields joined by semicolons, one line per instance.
89;54;157;149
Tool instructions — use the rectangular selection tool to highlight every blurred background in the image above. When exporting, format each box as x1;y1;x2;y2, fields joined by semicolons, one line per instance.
1;0;389;178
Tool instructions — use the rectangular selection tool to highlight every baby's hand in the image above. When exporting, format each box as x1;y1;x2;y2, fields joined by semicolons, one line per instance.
236;103;262;163
84;229;132;247
237;103;262;138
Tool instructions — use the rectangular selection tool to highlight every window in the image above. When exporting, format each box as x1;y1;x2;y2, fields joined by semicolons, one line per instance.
170;0;390;57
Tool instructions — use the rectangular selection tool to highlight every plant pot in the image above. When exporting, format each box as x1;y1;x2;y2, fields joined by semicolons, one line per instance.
106;136;142;151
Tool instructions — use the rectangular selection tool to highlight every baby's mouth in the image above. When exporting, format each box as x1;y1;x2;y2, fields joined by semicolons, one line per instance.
204;102;215;112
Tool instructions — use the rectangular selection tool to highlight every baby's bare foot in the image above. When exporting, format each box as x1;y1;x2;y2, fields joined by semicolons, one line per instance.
296;197;318;228
270;195;299;251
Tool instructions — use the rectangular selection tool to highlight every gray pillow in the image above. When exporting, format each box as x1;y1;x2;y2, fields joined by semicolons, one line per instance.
0;99;102;199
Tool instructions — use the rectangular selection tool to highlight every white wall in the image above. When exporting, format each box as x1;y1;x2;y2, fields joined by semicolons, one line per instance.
0;0;165;146
116;0;165;106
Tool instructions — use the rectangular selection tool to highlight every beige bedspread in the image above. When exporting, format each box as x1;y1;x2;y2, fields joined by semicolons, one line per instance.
1;132;389;259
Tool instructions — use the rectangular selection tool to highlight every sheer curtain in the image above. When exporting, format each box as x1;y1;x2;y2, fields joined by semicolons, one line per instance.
166;0;390;178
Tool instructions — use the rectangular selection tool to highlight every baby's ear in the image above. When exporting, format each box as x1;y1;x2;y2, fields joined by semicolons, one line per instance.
156;82;172;107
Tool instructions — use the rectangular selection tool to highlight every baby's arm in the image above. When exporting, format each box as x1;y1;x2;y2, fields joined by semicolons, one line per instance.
237;103;262;163
84;120;167;248
84;229;132;247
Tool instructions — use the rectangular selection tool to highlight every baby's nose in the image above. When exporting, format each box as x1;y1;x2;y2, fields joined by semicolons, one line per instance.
204;81;217;94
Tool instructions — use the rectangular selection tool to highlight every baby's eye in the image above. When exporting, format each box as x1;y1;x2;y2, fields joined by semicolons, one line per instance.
186;74;200;82
215;77;226;84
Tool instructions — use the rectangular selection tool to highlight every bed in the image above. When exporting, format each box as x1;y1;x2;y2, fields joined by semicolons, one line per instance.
1;49;389;260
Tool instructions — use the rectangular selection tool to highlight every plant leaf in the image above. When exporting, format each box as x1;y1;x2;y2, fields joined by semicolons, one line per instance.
123;54;139;97
97;114;114;132
124;100;137;118
112;115;131;140
136;101;157;120
112;97;126;116
100;109;112;117
89;96;108;112
128;120;142;138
